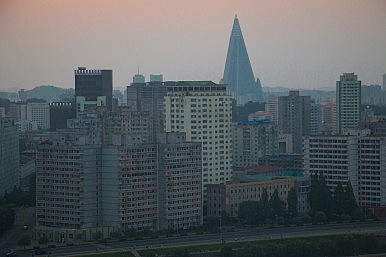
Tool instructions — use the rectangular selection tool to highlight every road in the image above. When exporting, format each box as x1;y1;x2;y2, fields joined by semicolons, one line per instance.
13;221;386;257
0;206;35;256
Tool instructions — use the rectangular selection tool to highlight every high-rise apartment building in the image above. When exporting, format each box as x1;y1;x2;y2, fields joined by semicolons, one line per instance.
383;73;386;92
310;102;322;135
103;106;160;145
321;102;336;134
265;99;278;125
26;102;50;130
0;107;5;118
232;120;278;167
164;81;232;190
9;102;27;121
361;84;383;105
75;67;113;111
221;16;263;104
0;119;19;198
278;91;311;153
304;131;386;210
126;82;166;113
36;110;202;241
336;73;361;134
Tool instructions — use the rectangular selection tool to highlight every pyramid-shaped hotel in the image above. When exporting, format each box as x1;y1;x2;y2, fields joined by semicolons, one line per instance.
221;16;263;104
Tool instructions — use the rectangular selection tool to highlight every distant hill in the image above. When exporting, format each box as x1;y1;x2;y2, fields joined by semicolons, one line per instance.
25;85;74;102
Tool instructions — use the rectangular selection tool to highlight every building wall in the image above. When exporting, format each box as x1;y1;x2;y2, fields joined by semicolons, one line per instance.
164;81;232;192
49;102;75;131
27;102;50;130
35;127;203;235
75;68;113;110
232;121;278;167
157;141;202;230
265;99;278;125
278;91;311;153
310;102;322;135
36;139;97;229
258;154;303;171
321;102;336;134
304;133;386;208
336;73;361;134
0;119;20;198
207;178;295;217
0;107;5;118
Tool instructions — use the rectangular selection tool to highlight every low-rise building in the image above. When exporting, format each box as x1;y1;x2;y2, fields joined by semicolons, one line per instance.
207;177;295;218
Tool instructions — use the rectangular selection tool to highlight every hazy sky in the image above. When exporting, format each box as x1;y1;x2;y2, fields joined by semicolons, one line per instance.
1;0;385;90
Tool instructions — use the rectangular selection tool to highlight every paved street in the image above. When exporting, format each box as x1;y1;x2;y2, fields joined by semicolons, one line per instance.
11;221;386;257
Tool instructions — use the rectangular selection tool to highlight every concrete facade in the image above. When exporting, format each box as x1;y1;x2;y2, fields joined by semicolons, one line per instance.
278;91;311;153
304;132;386;208
0;119;20;198
336;73;361;134
207;178;295;217
232;121;278;167
164;81;232;193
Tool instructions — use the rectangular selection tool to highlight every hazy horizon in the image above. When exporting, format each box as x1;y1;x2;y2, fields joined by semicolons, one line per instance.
1;0;385;90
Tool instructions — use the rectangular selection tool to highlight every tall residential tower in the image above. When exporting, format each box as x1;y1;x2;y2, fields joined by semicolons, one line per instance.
164;81;232;193
278;91;311;153
336;73;361;134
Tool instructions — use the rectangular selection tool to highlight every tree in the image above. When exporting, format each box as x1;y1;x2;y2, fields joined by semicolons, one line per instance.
334;182;345;216
0;205;15;236
93;230;103;240
38;234;49;245
260;188;270;221
310;175;333;216
270;189;286;218
287;187;298;219
238;201;259;225
18;234;31;249
343;181;357;215
203;216;219;233
314;211;327;224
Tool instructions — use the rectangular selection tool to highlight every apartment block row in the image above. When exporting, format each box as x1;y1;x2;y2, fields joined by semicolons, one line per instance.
304;130;386;210
35;129;202;242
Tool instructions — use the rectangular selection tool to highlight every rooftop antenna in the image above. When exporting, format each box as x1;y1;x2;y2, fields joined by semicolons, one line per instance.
137;65;140;75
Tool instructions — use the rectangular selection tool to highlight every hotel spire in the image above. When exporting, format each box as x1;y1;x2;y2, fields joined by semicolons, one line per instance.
221;16;263;104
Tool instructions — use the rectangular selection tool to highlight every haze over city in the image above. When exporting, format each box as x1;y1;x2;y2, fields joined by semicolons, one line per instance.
1;0;386;90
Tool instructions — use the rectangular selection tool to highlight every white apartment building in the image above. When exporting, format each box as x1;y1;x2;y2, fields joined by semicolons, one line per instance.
163;81;232;190
304;131;386;208
27;102;50;130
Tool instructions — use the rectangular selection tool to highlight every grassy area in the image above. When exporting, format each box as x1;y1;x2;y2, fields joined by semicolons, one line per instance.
71;234;385;257
72;251;135;257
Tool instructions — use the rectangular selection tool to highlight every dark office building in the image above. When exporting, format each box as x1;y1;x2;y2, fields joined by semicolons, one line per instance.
278;91;311;153
75;67;113;110
49;102;75;131
126;81;166;112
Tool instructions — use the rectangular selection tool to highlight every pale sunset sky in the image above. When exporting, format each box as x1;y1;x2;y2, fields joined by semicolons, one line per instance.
0;0;385;90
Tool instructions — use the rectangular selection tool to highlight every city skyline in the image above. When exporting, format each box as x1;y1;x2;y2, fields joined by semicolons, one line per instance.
1;0;386;90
